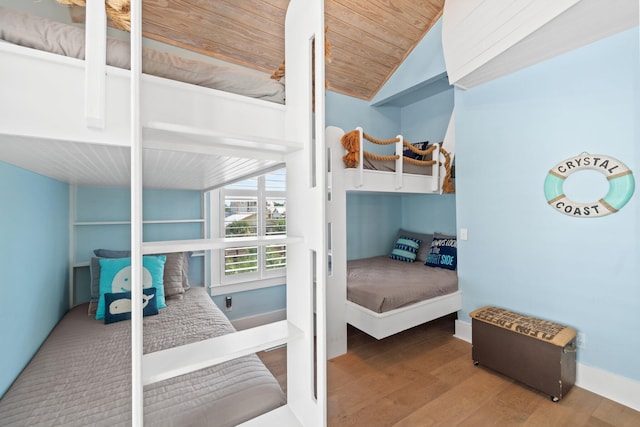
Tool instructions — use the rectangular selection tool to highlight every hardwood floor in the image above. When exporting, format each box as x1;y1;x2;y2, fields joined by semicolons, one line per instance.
259;315;640;426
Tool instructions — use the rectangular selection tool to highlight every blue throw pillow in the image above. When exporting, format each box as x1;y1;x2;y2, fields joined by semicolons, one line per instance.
389;236;421;262
96;255;167;320
425;236;457;270
403;141;428;160
104;288;159;324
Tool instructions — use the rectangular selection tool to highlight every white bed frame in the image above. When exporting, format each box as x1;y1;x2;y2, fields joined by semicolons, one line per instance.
325;123;459;350
325;117;456;196
0;1;327;426
346;292;462;340
327;126;445;194
0;42;291;189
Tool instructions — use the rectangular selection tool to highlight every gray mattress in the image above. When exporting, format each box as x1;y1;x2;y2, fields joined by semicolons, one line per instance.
0;7;285;104
347;256;458;313
0;287;285;427
362;157;434;175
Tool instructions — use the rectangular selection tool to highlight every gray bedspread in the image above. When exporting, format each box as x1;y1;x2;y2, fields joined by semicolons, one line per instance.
0;287;285;427
0;7;285;104
347;256;458;313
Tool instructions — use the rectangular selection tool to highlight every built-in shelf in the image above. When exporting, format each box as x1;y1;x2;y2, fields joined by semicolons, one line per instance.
74;219;204;226
74;221;130;226
142;320;302;386
142;235;302;254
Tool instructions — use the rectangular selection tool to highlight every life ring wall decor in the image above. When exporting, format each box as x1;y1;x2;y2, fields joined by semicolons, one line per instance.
544;153;635;217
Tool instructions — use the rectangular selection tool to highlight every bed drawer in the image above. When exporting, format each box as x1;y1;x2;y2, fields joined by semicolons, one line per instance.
470;306;577;402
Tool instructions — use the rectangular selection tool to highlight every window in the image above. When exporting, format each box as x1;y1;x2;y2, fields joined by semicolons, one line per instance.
209;168;286;291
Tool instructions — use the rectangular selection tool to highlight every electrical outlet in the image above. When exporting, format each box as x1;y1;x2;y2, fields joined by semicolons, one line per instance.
577;332;586;349
225;296;232;312
460;228;468;240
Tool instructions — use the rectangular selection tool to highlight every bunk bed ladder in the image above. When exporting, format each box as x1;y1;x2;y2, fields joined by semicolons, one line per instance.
275;0;327;424
126;0;327;425
130;0;144;425
84;0;106;129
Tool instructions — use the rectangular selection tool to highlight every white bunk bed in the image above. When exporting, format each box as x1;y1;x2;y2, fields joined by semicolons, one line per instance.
0;1;327;426
328;126;442;194
326;114;455;195
325;124;460;351
347;291;463;340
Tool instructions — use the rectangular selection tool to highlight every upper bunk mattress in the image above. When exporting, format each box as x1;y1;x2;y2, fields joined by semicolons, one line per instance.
0;7;285;103
362;157;434;176
347;256;458;313
0;287;285;427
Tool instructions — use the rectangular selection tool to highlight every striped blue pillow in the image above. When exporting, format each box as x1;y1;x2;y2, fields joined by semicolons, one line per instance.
389;236;421;262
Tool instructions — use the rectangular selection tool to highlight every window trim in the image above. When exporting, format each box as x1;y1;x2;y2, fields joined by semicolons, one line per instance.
207;171;286;293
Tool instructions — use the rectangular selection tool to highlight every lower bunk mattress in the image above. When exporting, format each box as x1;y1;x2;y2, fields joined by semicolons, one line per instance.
0;287;285;427
347;256;458;313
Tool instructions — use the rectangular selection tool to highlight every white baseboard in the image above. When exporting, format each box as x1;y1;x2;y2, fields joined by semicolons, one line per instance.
454;319;472;343
231;309;287;331
454;319;640;411
576;363;640;411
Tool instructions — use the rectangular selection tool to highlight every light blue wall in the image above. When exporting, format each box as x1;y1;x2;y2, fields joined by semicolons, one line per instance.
346;193;403;259
0;162;69;396
74;187;204;304
401;194;457;236
400;87;454;143
326;90;400;136
212;285;286;321
455;27;639;380
371;18;447;106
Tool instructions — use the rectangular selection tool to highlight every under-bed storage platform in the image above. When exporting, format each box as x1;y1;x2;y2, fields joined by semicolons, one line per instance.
471;306;577;402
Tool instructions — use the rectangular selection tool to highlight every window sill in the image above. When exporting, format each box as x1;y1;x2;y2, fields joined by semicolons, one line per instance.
209;277;285;295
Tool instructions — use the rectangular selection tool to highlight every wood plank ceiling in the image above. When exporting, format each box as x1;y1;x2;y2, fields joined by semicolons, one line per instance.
99;0;445;101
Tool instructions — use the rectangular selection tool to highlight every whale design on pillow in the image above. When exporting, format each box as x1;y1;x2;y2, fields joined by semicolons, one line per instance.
109;292;155;315
103;288;159;324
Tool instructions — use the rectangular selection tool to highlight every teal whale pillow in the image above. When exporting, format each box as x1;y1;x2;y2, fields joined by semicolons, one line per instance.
96;255;167;320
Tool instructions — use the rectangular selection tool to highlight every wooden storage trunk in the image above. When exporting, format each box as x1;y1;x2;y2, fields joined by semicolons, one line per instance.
470;306;577;401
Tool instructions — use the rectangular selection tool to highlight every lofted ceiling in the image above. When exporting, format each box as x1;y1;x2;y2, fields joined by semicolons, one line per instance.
75;0;445;101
